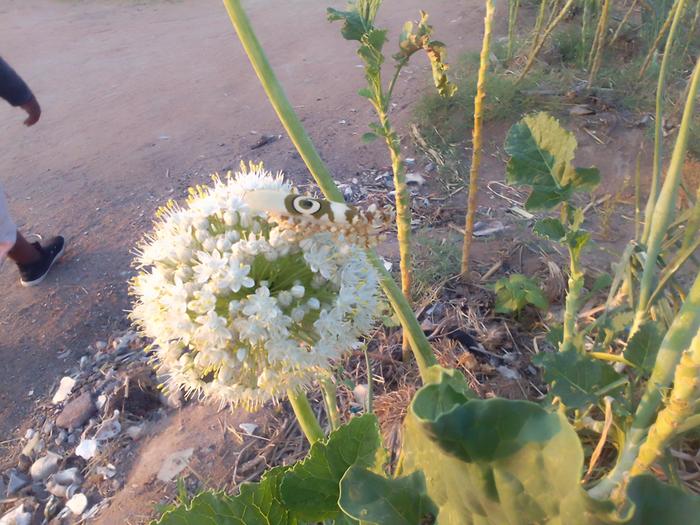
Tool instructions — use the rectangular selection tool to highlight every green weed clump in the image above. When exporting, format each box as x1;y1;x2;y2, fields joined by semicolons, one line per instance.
412;52;549;144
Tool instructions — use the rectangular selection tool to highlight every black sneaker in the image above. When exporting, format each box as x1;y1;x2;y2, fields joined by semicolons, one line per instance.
18;236;65;287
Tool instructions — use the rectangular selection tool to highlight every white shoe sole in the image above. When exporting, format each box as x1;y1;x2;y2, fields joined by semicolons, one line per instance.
20;244;65;288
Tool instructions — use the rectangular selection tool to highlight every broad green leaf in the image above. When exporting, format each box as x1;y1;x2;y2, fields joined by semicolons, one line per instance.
327;0;381;41
534;218;566;241
494;274;548;314
151;466;295;525
623;323;664;372
400;376;617;524
534;350;622;409
339;467;438;525
590;273;612;295
626;474;700;524
504;113;593;211
570;167;601;192
361;132;379;143
280;414;382;522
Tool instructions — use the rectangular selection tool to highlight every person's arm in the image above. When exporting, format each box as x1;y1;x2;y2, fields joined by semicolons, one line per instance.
0;56;40;126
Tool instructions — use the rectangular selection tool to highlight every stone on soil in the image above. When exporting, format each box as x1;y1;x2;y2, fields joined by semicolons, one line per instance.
55;392;95;429
157;448;194;482
6;470;29;496
30;451;61;480
51;377;76;405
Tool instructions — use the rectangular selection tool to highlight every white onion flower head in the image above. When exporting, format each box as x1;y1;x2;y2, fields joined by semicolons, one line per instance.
131;162;381;409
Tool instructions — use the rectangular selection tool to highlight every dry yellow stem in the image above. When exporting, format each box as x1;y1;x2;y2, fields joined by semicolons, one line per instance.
461;0;495;277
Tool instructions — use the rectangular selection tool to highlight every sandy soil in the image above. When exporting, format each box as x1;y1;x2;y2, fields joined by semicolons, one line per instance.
0;0;490;439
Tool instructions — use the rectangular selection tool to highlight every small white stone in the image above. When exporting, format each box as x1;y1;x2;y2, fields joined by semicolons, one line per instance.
75;439;98;460
239;423;258;435
30;452;61;480
66;493;89;515
0;504;31;525
52;377;77;404
353;384;369;406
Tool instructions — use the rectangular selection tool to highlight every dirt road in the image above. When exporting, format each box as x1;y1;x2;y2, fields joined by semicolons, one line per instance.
0;0;485;437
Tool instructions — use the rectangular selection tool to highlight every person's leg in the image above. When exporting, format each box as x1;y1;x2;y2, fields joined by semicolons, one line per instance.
7;232;41;264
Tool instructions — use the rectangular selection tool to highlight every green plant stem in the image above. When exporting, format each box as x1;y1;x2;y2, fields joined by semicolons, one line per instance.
588;352;635;367
517;0;576;83
532;0;549;51
638;0;682;79
677;413;700;434
629;329;700;477
581;0;594;67
461;0;494;278
589;272;700;500
287;389;325;444
222;0;437;379
507;0;520;60
364;346;373;414
631;54;699;335
320;377;341;431
378;113;413;361
222;0;343;203
587;0;612;87
641;0;687;245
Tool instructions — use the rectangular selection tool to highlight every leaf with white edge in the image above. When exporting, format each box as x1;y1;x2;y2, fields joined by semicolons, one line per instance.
624;323;664;373
626;474;700;524
400;376;618;524
280;414;382;522
151;466;295;525
534;350;622;409
534;218;566;241
339;467;438;525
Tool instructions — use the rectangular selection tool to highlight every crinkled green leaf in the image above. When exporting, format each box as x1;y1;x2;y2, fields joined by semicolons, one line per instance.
534;218;567;241
626;474;700;524
534;350;622;409
280;414;382;522
505;113;593;211
494;274;548;314
151;466;295;525
357;29;387;75
623;323;664;372
339;467;438;525
400;376;617;524
327;0;381;41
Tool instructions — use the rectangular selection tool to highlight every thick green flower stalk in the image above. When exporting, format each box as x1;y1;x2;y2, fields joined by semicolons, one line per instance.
632;54;699;336
507;0;520;61
640;0;687;246
222;0;438;378
630;329;700;477
591;271;700;499
131;165;384;443
461;0;495;277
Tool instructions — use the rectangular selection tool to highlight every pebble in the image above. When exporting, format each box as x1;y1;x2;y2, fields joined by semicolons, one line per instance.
75;439;98;460
66;493;89;516
52;377;77;405
94;411;121;441
6;469;30;496
30;452;61;480
95;341;107;351
56;392;95;429
21;433;41;458
16;455;32;474
0;504;32;525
